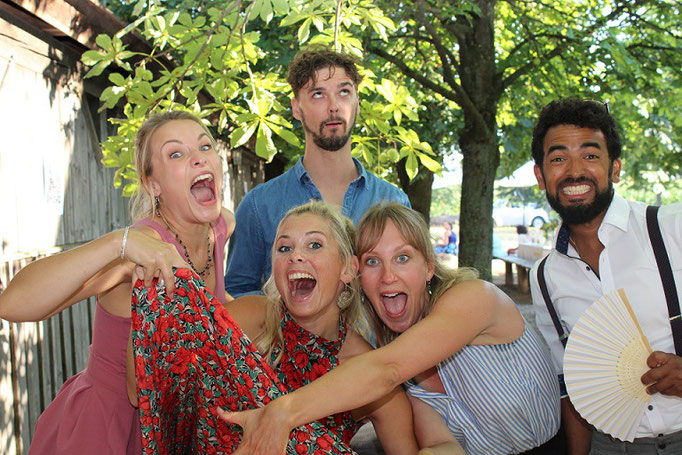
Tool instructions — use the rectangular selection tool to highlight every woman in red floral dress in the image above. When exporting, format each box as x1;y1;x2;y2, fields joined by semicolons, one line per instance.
221;200;419;454
0;110;234;454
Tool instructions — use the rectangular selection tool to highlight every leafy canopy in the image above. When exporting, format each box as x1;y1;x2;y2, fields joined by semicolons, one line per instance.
84;0;440;196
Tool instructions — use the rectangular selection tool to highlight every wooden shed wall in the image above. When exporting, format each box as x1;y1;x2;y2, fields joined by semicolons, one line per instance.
0;7;263;454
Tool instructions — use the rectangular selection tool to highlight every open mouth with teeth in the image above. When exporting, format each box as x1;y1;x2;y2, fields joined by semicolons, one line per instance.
380;292;408;317
190;173;216;204
561;184;591;196
288;272;317;300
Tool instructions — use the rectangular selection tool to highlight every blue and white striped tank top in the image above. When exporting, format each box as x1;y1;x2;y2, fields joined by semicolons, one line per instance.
406;326;560;455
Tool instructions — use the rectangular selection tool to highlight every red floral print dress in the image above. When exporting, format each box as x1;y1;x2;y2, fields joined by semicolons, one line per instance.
131;268;355;454
272;310;363;445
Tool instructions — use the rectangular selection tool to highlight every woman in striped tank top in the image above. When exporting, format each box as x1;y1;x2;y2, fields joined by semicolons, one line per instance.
222;203;561;455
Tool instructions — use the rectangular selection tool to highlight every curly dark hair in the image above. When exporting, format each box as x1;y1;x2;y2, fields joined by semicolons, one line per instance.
531;98;621;167
287;46;363;97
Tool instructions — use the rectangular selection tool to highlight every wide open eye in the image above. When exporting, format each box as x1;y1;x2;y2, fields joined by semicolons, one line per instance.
365;257;379;267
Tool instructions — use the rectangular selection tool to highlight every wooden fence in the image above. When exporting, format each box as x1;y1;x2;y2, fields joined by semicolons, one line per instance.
0;248;95;455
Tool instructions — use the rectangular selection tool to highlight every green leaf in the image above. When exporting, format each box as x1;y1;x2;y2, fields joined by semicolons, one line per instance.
95;34;113;52
132;0;146;17
405;152;418;180
272;0;289;15
255;122;277;160
109;73;126;86
280;11;303;27
418;153;441;173
85;60;110;79
267;122;300;147
393;109;402;125
250;0;263;22
231;121;258;148
178;12;192;27
298;18;312;44
260;0;274;23
81;50;104;66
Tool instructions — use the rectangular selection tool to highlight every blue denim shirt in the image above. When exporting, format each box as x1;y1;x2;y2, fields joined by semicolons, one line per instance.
225;157;410;297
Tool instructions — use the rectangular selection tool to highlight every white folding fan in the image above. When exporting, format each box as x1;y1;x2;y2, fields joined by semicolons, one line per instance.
563;289;652;442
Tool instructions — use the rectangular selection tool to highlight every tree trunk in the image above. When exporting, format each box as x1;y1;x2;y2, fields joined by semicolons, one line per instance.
396;159;434;223
458;134;497;280
455;0;499;281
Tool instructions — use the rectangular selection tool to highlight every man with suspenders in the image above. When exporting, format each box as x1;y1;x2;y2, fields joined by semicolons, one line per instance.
528;99;682;454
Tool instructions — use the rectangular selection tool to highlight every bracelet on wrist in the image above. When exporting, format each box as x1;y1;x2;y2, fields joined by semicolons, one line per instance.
120;226;130;260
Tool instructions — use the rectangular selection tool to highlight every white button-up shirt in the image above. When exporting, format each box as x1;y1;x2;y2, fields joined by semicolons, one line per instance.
530;193;682;438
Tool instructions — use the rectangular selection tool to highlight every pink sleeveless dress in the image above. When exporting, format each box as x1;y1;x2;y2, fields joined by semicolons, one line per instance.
28;217;228;454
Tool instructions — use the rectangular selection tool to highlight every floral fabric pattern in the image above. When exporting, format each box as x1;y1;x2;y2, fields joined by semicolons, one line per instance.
131;268;355;454
272;310;363;445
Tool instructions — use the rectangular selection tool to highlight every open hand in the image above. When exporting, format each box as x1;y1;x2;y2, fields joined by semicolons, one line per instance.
217;404;290;455
641;351;682;398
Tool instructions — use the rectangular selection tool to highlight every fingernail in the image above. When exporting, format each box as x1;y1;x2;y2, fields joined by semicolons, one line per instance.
159;279;165;286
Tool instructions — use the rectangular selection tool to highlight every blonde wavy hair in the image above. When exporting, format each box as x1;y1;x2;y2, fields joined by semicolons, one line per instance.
129;110;218;221
356;202;478;347
255;200;367;367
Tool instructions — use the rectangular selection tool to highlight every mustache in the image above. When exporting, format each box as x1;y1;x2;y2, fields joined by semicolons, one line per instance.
322;116;345;126
558;176;596;189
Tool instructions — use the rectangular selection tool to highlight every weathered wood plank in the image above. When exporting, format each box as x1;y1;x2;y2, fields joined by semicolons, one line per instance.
72;301;91;373
0;318;17;455
61;308;75;381
14;322;31;452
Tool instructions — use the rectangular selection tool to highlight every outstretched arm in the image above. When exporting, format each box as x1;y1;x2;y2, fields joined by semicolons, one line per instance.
0;226;186;322
220;280;506;454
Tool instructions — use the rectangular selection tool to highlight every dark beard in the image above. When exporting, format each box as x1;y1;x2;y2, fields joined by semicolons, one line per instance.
300;110;356;151
546;177;614;225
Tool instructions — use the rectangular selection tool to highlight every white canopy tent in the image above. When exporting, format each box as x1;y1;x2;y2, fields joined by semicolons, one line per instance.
497;161;538;188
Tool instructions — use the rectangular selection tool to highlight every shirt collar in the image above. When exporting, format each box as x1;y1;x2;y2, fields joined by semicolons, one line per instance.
553;192;630;254
294;156;367;185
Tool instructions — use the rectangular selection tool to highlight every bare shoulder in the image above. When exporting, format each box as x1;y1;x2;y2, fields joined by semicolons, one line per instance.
339;328;374;362
224;294;267;338
436;278;509;310
221;207;236;237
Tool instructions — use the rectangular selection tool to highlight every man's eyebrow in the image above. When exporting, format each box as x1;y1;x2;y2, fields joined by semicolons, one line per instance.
306;81;354;93
547;142;603;154
547;145;567;154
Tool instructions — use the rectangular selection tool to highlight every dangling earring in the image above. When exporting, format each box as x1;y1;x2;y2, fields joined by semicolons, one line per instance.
427;279;432;296
154;196;160;217
337;283;353;310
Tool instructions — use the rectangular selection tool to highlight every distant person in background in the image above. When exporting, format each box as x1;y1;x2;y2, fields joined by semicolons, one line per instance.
507;225;530;255
434;221;458;255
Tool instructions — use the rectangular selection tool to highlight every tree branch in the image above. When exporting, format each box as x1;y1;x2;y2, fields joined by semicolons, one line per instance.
498;0;650;93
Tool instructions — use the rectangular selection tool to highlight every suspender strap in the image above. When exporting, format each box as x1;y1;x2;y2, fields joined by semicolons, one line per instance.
537;255;568;347
646;205;682;356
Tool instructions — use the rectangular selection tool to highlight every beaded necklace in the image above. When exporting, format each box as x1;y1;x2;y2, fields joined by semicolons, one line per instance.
158;211;213;278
